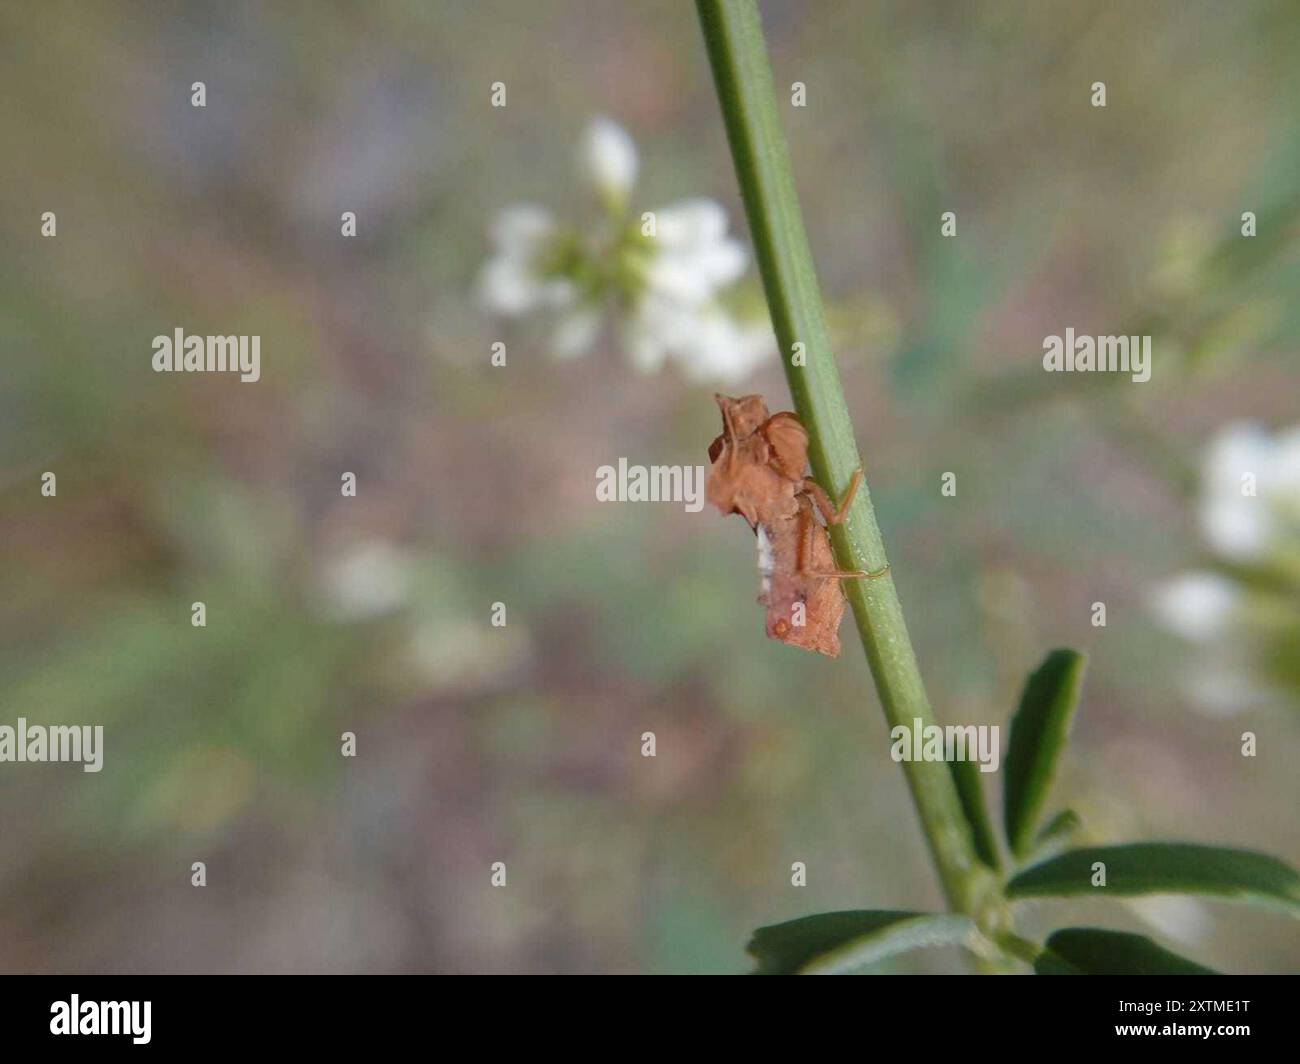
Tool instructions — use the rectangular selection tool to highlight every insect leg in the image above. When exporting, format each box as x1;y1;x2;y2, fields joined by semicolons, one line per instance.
803;469;863;526
794;505;888;580
802;565;891;580
797;509;814;573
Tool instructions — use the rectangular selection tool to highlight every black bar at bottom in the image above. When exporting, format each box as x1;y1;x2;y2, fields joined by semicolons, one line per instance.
0;973;1291;1051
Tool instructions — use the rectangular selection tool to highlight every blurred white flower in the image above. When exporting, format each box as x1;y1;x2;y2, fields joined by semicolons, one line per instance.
1200;422;1300;561
1126;896;1212;947
1149;572;1239;643
477;117;774;384
642;199;749;304
319;540;411;621
625;296;772;386
408;615;532;695
581;117;638;207
1152;421;1300;715
477;205;572;316
478;204;602;360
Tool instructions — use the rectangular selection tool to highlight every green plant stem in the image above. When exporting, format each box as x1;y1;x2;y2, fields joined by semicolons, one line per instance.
696;0;992;916
994;931;1045;968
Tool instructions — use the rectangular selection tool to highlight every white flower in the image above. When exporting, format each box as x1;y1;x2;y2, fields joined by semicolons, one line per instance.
1151;421;1300;716
1149;572;1239;643
626;293;773;385
686;316;774;385
581;116;638;206
628;197;773;381
644;199;749;304
319;540;411;621
477;118;773;383
1199;422;1300;561
477;204;600;358
477;205;572;317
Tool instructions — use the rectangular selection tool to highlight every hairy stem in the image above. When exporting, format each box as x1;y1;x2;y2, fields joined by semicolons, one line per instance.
696;0;991;915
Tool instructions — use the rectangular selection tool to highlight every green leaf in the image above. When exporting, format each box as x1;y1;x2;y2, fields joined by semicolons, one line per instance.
1036;808;1082;846
747;910;973;975
949;757;1001;870
1003;649;1087;857
1027;808;1082;861
1036;928;1218;975
1007;843;1300;914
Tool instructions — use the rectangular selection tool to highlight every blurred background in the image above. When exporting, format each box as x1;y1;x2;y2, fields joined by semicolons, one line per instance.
2;0;1298;973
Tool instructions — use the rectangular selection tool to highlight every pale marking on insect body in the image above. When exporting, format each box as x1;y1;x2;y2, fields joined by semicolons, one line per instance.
756;524;775;594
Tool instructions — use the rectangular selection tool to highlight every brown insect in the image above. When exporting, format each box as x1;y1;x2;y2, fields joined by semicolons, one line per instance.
707;393;887;657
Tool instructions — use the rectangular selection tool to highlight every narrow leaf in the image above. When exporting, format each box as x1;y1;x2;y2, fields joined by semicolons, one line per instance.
1036;808;1082;847
1036;928;1217;974
1003;649;1087;857
747;910;972;975
949;757;1000;870
1028;808;1082;861
1007;843;1300;914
